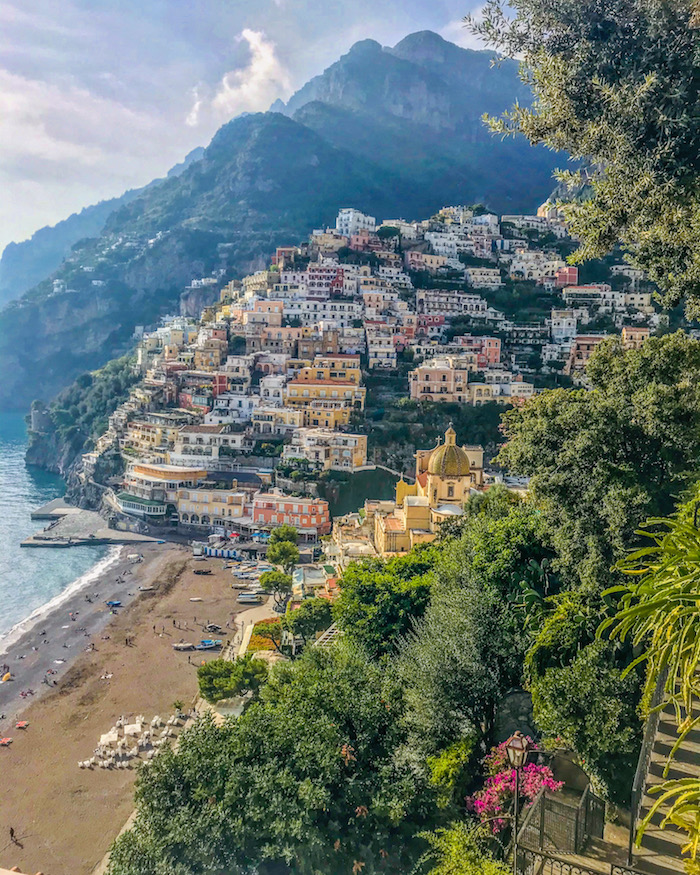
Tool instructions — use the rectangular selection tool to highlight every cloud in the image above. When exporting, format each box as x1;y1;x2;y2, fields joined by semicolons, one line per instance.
0;67;201;248
186;29;292;127
440;8;489;52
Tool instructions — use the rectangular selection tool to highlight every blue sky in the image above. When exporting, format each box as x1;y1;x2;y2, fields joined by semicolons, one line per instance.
0;0;485;251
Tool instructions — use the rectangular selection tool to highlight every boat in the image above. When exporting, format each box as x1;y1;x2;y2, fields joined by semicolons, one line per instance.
138;586;154;592
105;600;121;607
205;623;223;633
189;597;203;602
193;569;212;576
194;639;222;651
172;642;195;651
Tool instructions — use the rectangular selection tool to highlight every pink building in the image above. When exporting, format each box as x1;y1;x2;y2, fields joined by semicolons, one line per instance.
555;265;579;288
454;335;501;368
252;491;331;538
416;314;446;338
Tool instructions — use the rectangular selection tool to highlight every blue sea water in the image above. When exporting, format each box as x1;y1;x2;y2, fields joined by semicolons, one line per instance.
0;412;107;639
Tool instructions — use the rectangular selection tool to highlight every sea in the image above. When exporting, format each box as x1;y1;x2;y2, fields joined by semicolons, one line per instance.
0;412;113;645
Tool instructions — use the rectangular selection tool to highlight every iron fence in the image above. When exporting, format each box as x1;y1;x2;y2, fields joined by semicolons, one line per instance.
518;786;605;856
516;846;646;875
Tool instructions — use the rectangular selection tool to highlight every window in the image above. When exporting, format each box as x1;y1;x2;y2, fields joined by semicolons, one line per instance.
447;485;454;498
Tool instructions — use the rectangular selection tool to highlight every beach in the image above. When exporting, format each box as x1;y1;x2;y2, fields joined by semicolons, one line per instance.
0;546;269;875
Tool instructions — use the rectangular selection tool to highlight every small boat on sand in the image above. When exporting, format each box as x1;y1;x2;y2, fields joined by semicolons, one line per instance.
172;642;195;651
194;639;222;651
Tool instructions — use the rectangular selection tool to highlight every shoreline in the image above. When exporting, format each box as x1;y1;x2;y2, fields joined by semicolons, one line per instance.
0;542;181;732
0;549;274;875
0;544;123;656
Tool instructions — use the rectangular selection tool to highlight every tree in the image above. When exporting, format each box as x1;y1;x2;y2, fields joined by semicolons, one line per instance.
528;638;642;802
108;645;434;875
269;525;298;545
398;580;519;756
197;656;268;703
333;548;437;658
497;333;700;591
417;823;509;875
467;0;700;316
283;597;332;645
253;620;284;654
258;571;292;606
267;540;299;574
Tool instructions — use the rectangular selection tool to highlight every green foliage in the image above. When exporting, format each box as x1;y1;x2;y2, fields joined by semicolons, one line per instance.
108;645;433;875
197;656;268;704
267;540;299;574
269;525;298;545
417;822;509;875
469;0;700;316
528;640;641;802
427;738;477;810
332;548;437;658
45;354;138;449
602;486;700;726
398;579;519;755
283;598;332;644
252;620;284;654
258;571;292;605
497;333;700;591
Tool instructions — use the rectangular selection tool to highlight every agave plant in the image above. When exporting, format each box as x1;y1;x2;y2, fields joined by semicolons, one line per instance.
600;513;700;745
640;778;700;863
599;502;700;863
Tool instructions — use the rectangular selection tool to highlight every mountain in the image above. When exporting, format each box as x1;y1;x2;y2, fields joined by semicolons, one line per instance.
0;147;205;307
281;31;558;212
0;31;564;411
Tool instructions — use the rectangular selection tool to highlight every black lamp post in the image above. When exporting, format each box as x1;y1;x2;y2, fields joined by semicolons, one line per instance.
506;731;531;875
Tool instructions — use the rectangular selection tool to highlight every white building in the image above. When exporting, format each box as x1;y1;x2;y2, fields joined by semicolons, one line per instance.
550;309;578;343
336;208;376;237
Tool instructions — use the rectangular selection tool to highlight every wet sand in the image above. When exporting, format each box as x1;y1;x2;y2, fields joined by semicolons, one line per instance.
0;551;263;875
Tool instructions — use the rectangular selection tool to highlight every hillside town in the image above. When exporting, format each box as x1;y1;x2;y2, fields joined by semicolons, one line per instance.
56;203;662;560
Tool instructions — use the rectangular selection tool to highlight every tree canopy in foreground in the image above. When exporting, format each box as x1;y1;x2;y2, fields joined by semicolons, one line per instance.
469;0;700;316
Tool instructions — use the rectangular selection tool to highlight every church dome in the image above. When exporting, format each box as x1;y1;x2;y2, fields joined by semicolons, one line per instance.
427;426;471;477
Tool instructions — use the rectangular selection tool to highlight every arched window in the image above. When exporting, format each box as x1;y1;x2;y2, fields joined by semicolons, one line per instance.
180;513;189;523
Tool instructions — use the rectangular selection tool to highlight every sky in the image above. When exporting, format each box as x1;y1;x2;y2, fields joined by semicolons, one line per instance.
0;0;486;253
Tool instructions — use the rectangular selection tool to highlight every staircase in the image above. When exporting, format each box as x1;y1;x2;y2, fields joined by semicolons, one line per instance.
631;702;700;875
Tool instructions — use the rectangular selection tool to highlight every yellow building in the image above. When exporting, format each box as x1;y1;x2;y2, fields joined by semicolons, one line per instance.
177;485;248;527
285;379;366;411
370;426;484;555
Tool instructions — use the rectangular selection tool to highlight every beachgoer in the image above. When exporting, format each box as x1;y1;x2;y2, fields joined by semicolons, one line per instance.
9;827;15;843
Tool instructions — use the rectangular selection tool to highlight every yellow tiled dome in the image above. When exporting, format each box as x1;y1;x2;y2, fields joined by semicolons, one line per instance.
427;426;471;477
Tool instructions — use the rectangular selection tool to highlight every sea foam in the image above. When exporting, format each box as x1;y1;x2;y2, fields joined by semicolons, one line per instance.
0;545;123;656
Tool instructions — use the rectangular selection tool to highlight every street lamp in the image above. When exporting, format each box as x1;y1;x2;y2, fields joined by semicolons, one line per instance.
506;731;531;875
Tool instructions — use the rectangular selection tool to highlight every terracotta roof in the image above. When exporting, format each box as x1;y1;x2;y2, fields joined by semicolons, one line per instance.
417;472;428;488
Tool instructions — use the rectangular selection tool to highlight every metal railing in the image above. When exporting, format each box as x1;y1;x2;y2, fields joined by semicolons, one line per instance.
628;669;667;865
516;847;646;875
518;785;605;857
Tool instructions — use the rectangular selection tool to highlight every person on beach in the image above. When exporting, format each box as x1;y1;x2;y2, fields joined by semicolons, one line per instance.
9;827;15;843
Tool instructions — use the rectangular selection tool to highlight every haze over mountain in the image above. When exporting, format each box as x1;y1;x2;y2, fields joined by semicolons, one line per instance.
0;31;564;410
0;148;205;307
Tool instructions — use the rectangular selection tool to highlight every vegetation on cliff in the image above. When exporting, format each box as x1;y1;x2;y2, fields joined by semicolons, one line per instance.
26;355;138;473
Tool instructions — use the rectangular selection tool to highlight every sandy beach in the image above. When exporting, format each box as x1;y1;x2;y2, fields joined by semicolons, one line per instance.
0;547;269;875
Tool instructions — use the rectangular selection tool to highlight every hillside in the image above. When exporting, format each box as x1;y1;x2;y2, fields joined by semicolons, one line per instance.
0;31;564;410
0;147;204;307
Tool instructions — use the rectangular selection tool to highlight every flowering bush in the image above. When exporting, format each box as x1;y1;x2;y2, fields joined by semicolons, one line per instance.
468;758;563;833
482;738;531;777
